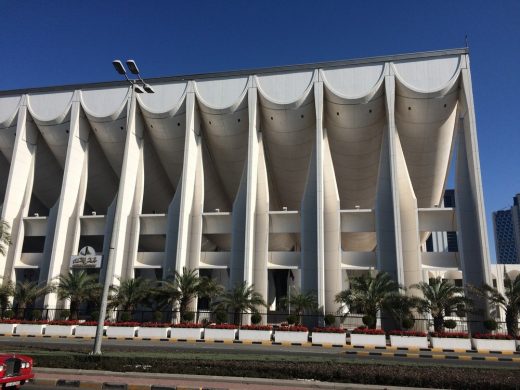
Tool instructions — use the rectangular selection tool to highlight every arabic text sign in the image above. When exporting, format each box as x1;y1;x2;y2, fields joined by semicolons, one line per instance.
70;254;102;268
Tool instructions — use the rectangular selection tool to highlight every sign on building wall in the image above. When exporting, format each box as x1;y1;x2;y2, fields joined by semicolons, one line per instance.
70;246;102;268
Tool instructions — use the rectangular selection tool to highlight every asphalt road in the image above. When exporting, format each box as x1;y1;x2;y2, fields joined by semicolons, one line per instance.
0;336;518;369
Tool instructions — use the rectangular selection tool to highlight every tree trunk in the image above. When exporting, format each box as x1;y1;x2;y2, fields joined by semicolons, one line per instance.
70;301;79;320
505;307;518;337
433;315;444;332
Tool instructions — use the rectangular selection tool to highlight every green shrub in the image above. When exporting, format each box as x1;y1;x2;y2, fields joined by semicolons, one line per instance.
251;312;262;325
483;319;498;331
59;310;70;320
3;310;14;319
90;310;100;320
401;317;415;330
286;314;297;325
443;319;457;329
31;309;42;320
362;315;375;328
119;311;132;322
215;310;227;324
152;311;163;322
324;314;336;326
181;311;195;323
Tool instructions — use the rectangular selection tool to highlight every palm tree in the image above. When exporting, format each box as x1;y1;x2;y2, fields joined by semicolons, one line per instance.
0;220;12;256
110;277;155;314
156;268;222;322
56;270;101;320
279;290;318;325
212;281;267;325
334;272;400;329
0;279;14;314
412;277;471;332
472;274;520;337
13;280;54;319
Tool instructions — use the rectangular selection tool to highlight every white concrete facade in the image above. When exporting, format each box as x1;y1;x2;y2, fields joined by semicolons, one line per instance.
0;48;492;315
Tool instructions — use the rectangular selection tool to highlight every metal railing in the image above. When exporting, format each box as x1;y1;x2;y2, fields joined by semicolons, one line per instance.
0;307;513;334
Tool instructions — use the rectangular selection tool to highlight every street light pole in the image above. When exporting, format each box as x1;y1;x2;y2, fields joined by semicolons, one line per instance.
92;60;154;355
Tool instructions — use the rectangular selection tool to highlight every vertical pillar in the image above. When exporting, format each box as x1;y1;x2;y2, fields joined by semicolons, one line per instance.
44;93;90;308
230;87;260;289
376;74;402;283
175;86;203;273
456;60;491;330
0;98;37;284
106;89;144;285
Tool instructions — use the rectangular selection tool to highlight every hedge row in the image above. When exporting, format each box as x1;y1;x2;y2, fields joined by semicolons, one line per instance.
32;353;520;389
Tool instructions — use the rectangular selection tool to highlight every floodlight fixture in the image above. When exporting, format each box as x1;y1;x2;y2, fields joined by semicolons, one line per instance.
126;59;140;75
112;60;127;75
143;84;155;93
111;59;154;95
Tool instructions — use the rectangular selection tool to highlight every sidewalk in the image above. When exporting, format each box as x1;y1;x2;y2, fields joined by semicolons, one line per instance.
32;368;438;390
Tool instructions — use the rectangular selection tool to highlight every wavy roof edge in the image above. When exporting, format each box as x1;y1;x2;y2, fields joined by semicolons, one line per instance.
0;47;468;97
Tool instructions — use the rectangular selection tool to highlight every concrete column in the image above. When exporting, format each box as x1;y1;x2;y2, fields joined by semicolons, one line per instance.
44;94;90;308
456;62;492;329
163;185;182;278
301;144;318;297
175;88;203;272
230;87;260;290
376;75;401;282
0;99;38;283
106;90;145;285
316;81;342;314
253;131;269;303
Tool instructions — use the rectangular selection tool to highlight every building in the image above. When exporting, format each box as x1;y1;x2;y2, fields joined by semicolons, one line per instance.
0;48;493;317
425;189;458;254
493;194;520;264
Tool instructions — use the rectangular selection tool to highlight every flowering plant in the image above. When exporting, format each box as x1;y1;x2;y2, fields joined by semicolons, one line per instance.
388;330;426;337
430;331;469;339
0;319;19;324
240;325;272;331
47;320;80;326
473;333;513;340
277;325;308;332
140;322;171;328
351;327;385;335
19;320;48;324
107;321;140;327
312;327;346;333
207;323;238;329
171;322;204;328
77;321;110;326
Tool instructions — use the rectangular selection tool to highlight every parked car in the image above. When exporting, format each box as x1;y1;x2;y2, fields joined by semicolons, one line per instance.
0;354;33;389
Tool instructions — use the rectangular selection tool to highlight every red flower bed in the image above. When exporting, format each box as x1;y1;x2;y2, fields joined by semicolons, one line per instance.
240;325;272;331
19;320;48;324
473;333;513;340
171;322;203;328
0;319;19;324
430;331;469;339
277;325;308;332
47;320;80;326
312;327;346;333
389;330;427;337
140;322;171;328
77;321;110;326
351;327;385;335
107;322;140;327
207;323;238;329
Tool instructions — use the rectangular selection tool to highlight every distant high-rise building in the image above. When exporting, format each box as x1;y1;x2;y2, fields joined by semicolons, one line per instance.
493;194;520;264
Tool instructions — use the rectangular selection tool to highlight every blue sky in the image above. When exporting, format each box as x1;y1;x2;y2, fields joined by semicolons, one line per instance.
1;1;519;261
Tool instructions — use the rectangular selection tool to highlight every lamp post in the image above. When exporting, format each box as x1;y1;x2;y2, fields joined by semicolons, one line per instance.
91;59;154;355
